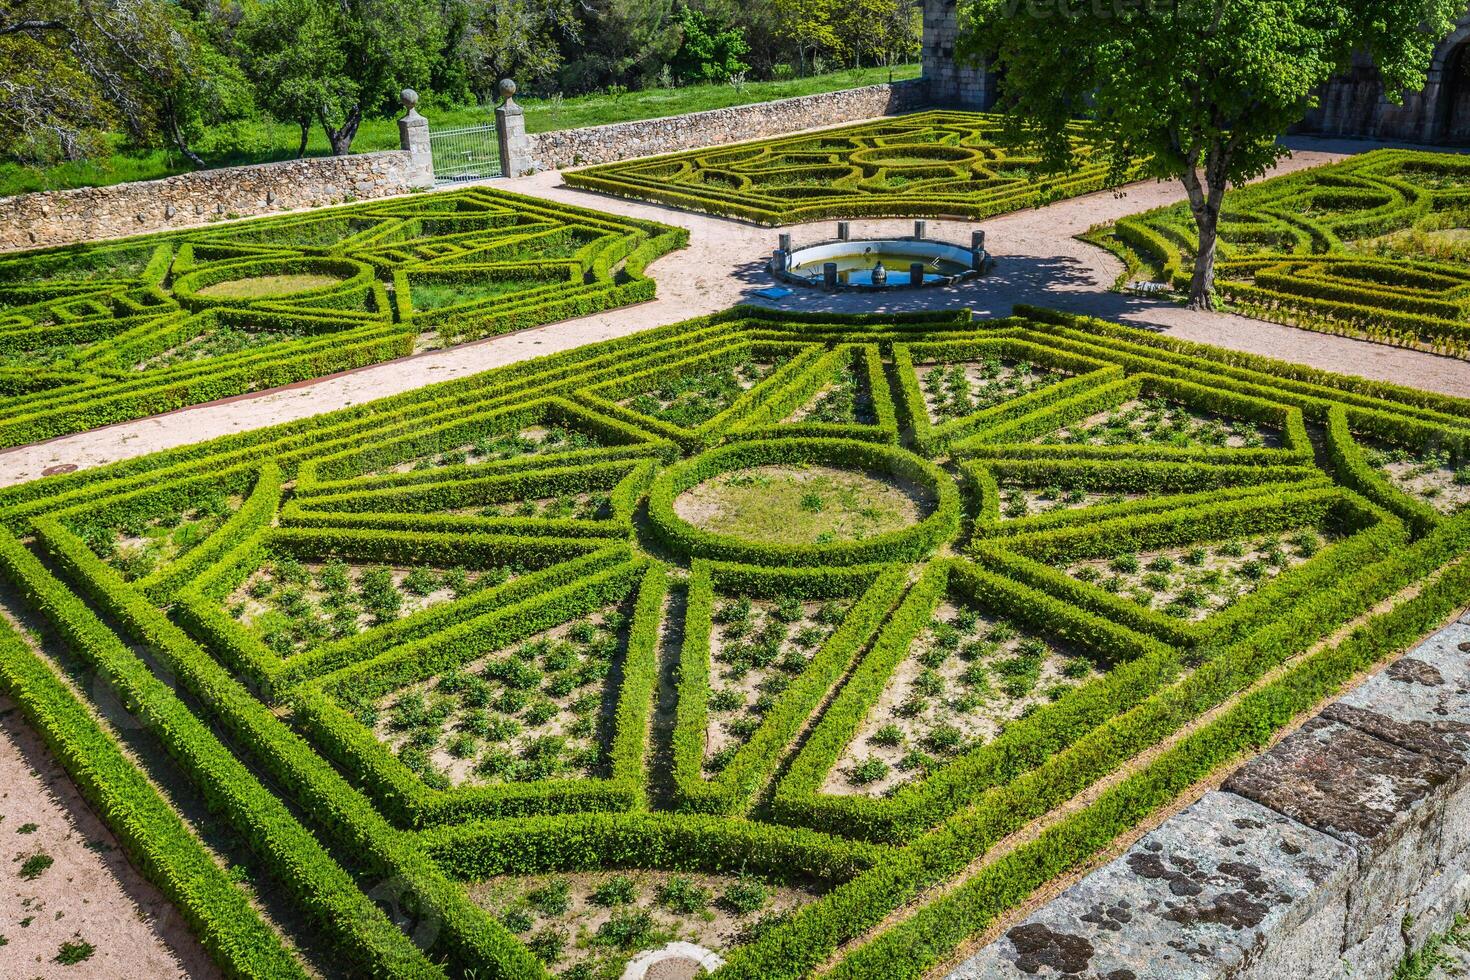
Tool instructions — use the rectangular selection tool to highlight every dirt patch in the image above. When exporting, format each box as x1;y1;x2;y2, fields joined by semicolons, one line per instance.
824;600;1095;798
1065;528;1328;622
704;596;850;772
0;697;220;980
370;604;628;788
467;868;819;977
1037;398;1280;449
914;359;1069;425
1363;441;1470;514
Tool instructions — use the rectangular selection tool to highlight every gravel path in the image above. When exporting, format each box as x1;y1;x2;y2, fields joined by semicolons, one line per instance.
3;136;1469;487
0;695;219;980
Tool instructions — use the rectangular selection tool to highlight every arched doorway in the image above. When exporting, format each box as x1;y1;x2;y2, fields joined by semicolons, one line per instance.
1437;42;1470;144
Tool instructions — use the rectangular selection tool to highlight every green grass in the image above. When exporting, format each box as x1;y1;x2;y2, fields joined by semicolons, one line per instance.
677;464;927;544
0;65;919;197
195;273;345;300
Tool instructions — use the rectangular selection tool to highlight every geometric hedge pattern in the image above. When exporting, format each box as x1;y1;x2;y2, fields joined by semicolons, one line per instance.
0;188;684;449
564;110;1122;225
2;304;1469;980
1108;148;1470;358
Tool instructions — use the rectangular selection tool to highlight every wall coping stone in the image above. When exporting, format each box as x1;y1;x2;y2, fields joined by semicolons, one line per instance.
947;618;1470;980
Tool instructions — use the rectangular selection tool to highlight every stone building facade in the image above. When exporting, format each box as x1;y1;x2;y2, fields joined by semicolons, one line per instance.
1296;15;1470;143
922;0;997;108
920;1;1470;144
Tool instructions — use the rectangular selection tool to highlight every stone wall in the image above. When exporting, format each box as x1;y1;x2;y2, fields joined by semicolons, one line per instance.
1294;15;1470;143
922;0;996;108
0;149;433;253
528;81;929;170
949;614;1470;980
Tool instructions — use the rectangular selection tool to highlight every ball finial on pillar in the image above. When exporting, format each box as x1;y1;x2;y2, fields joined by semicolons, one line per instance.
498;78;519;105
400;89;421;118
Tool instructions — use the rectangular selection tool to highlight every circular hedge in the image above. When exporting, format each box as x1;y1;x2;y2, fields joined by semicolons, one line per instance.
648;438;960;566
173;257;373;311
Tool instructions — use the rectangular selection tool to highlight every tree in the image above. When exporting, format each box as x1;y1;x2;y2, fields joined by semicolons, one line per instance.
773;0;841;76
442;0;579;101
235;0;350;157
237;0;442;156
965;0;1463;309
2;0;253;167
670;8;749;84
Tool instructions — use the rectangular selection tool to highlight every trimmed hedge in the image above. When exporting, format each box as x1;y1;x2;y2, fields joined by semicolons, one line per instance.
0;186;686;447
1103;148;1470;357
0;302;1465;979
565;110;1134;226
648;438;961;566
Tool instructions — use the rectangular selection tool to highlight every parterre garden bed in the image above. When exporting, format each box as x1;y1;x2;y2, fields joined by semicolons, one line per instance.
2;303;1469;980
564;110;1125;225
0;187;686;448
1094;148;1470;357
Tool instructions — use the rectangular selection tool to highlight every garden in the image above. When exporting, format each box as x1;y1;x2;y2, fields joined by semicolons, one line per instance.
564;111;1124;224
0;187;685;448
1095;149;1470;357
2;299;1468;979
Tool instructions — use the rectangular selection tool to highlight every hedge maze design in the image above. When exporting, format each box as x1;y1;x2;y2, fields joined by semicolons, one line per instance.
3;304;1470;979
564;110;1120;225
0;188;684;448
1103;148;1470;357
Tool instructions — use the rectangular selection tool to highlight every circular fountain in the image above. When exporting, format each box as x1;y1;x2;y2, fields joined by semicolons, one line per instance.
769;222;988;292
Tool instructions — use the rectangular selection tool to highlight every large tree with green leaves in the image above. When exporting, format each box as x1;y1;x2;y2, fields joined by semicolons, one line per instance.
3;0;253;167
964;0;1463;309
237;0;442;156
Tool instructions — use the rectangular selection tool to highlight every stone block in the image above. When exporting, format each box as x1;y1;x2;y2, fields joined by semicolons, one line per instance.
1223;716;1457;947
1323;625;1470;866
945;792;1354;979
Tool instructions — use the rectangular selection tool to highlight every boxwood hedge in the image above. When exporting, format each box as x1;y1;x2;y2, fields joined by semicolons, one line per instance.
0;187;685;448
0;302;1465;978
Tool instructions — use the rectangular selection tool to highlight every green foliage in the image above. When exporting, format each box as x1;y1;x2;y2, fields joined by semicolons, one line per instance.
0;303;1466;980
0;188;684;448
565;111;1128;225
968;0;1462;306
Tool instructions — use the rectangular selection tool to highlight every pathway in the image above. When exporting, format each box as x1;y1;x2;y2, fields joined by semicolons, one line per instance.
3;136;1468;488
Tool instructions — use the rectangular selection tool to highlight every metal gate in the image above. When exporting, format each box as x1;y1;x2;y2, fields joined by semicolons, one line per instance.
429;123;503;184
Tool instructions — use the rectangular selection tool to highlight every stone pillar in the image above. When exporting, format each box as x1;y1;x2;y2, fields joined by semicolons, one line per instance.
397;89;434;189
495;79;538;177
909;262;925;286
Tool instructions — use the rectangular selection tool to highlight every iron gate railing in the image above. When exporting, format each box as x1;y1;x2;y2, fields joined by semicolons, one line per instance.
429;123;503;184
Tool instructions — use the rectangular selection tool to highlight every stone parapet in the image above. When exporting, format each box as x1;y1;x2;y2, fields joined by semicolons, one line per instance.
948;617;1470;980
529;81;928;170
0;149;432;253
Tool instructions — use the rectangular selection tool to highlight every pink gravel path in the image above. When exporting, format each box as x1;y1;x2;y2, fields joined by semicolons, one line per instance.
0;695;220;980
2;136;1468;488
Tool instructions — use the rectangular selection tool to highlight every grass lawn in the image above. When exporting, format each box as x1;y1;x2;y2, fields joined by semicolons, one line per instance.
0;65;919;197
674;463;927;544
195;273;345;300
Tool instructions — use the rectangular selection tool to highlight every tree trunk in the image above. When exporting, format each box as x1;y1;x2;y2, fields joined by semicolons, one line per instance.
1189;206;1220;311
165;110;206;169
296;119;310;159
1178;148;1229;312
320;104;362;156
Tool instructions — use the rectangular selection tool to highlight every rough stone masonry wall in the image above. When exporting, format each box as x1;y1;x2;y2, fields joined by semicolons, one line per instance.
0;149;432;253
950;614;1470;980
528;81;929;170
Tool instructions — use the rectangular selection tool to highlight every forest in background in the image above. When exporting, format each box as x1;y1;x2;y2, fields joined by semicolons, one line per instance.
0;0;922;188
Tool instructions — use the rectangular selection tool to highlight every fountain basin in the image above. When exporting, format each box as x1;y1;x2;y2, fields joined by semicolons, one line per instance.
773;238;984;290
